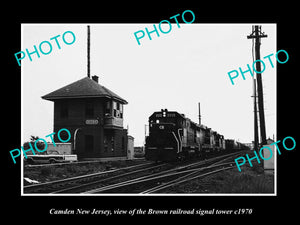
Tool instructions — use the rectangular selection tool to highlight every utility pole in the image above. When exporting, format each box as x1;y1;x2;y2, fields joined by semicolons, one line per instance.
87;25;90;78
198;102;201;126
144;124;148;145
247;25;267;146
252;77;259;150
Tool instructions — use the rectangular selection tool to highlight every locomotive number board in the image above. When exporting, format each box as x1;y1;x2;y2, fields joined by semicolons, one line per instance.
156;113;176;118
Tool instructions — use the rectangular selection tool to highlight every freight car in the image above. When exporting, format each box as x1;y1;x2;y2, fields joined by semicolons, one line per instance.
145;109;240;162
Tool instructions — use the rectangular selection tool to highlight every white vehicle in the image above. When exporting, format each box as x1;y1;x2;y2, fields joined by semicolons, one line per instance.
25;151;77;164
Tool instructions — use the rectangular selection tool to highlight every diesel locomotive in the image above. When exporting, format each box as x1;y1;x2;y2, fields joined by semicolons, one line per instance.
145;109;245;162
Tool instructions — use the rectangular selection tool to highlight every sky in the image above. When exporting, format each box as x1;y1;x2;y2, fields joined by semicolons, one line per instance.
22;23;276;146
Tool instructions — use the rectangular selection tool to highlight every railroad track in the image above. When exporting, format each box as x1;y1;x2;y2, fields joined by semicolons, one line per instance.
141;163;234;194
84;152;242;194
24;151;243;194
51;162;170;194
23;161;163;193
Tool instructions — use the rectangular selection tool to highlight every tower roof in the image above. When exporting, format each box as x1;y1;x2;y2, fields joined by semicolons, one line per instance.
42;77;128;104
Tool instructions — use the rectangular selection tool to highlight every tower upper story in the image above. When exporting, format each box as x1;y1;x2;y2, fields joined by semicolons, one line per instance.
42;75;128;129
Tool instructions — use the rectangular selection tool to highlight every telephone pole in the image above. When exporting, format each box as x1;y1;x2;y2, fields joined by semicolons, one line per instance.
252;77;259;150
198;102;201;126
247;25;267;146
87;25;91;78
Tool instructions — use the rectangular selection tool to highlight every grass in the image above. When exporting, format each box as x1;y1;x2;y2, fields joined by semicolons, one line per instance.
208;151;275;193
163;152;275;194
212;170;274;193
25;163;107;183
24;159;147;184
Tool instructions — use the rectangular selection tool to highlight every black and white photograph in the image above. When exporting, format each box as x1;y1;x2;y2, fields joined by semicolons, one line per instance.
20;23;276;195
4;6;298;220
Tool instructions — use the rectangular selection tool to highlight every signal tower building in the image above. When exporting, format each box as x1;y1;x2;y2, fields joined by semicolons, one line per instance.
42;75;128;159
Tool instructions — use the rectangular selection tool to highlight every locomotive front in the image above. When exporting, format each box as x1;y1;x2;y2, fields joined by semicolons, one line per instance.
145;109;181;161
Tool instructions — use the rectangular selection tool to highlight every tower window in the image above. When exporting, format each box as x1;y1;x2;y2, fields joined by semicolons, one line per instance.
112;101;123;118
105;101;111;115
104;136;108;152
111;136;114;152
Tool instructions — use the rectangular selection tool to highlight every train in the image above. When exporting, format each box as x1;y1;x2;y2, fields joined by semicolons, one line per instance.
145;109;248;162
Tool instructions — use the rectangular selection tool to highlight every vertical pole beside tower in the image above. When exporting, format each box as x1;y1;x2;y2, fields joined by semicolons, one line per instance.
198;102;201;126
87;25;90;78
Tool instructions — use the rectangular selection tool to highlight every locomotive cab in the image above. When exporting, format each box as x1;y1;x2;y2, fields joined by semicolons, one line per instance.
145;109;204;161
145;110;182;161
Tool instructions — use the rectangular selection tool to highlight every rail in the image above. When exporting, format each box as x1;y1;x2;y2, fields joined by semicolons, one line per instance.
84;153;241;194
24;161;155;193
